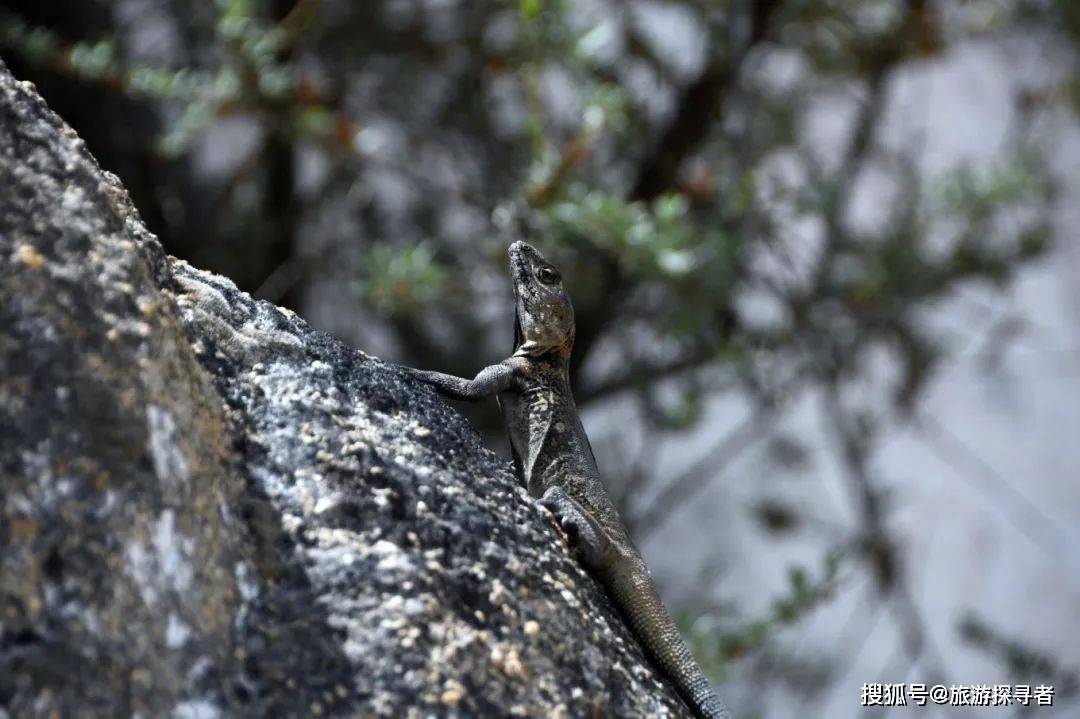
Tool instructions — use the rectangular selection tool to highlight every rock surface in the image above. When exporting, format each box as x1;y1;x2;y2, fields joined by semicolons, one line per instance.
0;60;699;717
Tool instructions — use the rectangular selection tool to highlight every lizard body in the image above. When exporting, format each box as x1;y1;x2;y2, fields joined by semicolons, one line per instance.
407;241;730;719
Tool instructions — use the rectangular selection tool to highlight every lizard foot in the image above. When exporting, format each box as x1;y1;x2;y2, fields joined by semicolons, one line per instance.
536;487;579;538
536;487;606;568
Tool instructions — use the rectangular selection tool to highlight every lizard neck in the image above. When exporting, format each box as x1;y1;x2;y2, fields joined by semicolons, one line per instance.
524;351;573;397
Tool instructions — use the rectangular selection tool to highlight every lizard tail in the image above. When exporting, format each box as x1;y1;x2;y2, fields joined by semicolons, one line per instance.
609;570;732;719
683;672;731;719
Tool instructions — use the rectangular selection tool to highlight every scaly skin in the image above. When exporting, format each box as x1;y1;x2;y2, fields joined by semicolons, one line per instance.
406;241;731;719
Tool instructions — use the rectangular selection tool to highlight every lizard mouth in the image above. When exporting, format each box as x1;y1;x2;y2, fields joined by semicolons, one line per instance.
508;241;536;310
507;241;532;283
508;241;528;352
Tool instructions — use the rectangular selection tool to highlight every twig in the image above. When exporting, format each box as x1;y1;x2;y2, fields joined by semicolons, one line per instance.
629;0;782;202
914;412;1073;559
633;403;777;538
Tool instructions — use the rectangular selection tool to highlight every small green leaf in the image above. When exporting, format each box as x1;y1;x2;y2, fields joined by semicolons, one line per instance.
520;0;544;21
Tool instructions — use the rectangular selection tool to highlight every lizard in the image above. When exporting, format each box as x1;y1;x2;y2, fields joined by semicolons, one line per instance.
405;240;731;719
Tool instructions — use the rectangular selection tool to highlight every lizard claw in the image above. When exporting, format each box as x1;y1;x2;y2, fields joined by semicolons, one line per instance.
555;512;582;544
537;494;579;543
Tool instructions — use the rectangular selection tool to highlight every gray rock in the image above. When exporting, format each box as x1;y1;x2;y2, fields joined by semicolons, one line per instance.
0;60;695;718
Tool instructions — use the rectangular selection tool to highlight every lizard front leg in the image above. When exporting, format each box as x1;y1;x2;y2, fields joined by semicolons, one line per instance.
404;358;525;401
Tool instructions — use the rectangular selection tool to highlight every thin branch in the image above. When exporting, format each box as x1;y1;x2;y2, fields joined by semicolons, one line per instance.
611;421;662;521
578;341;726;406
914;412;1073;558
632;404;776;538
816;0;925;267
823;383;947;682
879;584;947;685
629;0;782;202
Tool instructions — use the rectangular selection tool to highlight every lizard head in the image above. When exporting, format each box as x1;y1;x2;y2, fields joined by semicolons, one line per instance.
508;241;575;359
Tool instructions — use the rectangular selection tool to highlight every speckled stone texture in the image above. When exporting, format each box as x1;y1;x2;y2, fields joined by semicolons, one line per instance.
0;60;696;718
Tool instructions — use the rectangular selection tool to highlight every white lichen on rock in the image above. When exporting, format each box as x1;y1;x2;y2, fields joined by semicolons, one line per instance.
147;405;190;487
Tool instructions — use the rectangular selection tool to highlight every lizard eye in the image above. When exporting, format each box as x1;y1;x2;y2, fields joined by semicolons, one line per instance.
537;266;560;285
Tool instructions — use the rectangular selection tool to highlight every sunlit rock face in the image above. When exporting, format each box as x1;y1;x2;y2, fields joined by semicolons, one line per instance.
0;61;701;718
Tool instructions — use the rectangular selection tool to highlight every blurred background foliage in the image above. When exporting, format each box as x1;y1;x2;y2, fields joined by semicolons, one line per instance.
3;0;1078;714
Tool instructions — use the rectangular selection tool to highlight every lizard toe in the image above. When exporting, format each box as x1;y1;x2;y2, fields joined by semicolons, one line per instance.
534;497;579;545
559;514;581;541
